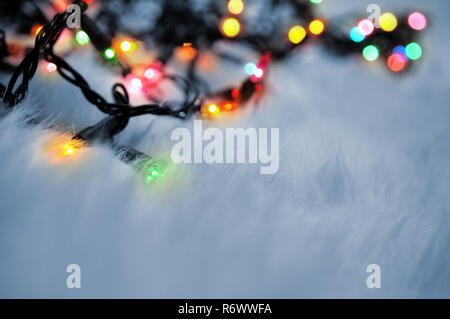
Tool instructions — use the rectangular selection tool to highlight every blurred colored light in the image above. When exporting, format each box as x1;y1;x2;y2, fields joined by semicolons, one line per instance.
349;27;365;43
144;66;162;84
393;45;408;61
144;68;156;79
408;12;427;31
177;44;197;61
227;0;244;15
130;77;143;90
288;25;307;44
53;0;67;12
358;19;374;36
208;104;220;114
309;19;325;35
46;63;57;72
120;40;132;52
75;30;90;45
362;45;379;61
387;53;407;72
379;12;398;32
231;88;240;100
104;48;116;60
310;0;322;3
222;18;241;38
244;62;257;75
253;68;264;79
405;42;422;60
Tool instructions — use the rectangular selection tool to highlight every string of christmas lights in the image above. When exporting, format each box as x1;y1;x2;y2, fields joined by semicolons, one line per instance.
0;0;428;185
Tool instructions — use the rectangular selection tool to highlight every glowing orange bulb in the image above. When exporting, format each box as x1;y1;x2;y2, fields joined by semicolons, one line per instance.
227;0;244;15
57;139;84;158
222;18;241;38
224;103;235;110
177;43;197;61
208;104;219;114
309;19;325;35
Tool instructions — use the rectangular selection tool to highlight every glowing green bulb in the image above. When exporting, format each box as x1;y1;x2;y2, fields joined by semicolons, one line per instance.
104;48;116;60
310;0;322;4
134;156;182;187
75;30;90;45
405;42;422;60
362;45;379;61
144;162;165;185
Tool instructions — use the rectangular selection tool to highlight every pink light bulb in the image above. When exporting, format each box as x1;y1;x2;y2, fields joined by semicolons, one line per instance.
358;19;375;36
408;12;427;31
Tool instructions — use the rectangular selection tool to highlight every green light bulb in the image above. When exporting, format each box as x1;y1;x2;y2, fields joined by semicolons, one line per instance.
75;30;90;46
405;42;422;60
362;45;379;62
104;48;116;60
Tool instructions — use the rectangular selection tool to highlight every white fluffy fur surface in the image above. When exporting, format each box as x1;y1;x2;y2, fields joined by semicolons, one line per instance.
1;0;449;298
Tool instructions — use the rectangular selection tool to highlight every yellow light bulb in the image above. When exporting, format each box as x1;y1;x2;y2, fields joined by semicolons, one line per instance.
208;104;219;114
288;25;306;44
309;19;325;35
228;0;244;15
222;18;241;38
58;139;85;158
120;40;132;52
379;12;398;32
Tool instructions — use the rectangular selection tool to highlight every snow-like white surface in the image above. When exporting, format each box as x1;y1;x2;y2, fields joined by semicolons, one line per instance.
0;0;449;298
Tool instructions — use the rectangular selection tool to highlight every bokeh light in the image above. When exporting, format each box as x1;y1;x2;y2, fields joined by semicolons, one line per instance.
362;45;379;61
227;0;244;15
408;12;427;31
379;12;398;32
349;27;365;43
104;48;116;60
393;45;408;61
75;30;90;46
46;62;57;73
120;40;132;52
244;62;257;75
130;77;143;90
253;68;264;79
288;25;307;44
387;53;408;72
310;0;323;4
358;19;374;36
405;42;422;60
208;104;220;115
222;18;241;38
309;19;325;35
